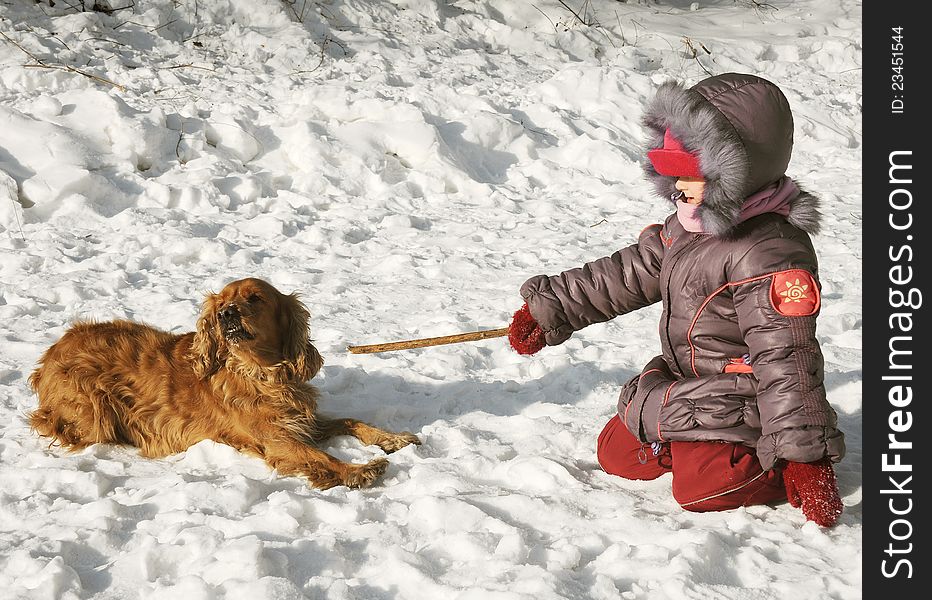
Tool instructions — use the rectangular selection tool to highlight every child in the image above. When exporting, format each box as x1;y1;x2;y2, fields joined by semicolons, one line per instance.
508;73;845;527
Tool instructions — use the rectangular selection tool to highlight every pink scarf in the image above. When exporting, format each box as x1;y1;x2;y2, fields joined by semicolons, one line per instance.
676;176;798;233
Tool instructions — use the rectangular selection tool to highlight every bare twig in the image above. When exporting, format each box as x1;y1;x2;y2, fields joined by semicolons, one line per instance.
348;327;510;354
557;0;593;27
282;0;313;23
551;0;620;48
682;37;713;77
290;37;328;75
23;64;127;91
614;11;627;46
82;36;132;49
736;0;779;24
324;35;347;56
738;0;778;10
21;23;73;52
95;1;136;15
532;4;557;32
152;18;180;32
1;24;126;90
115;4;176;31
631;19;679;50
5;193;26;243
56;0;85;13
175;119;185;161
683;37;696;57
0;29;38;60
158;63;217;72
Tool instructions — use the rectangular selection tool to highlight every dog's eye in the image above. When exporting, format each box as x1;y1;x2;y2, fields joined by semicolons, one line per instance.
248;294;262;303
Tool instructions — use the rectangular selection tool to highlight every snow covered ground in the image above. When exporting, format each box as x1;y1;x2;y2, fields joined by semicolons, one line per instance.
0;1;862;598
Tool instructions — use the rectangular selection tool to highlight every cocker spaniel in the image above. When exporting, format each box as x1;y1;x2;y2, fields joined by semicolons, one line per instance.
28;277;420;489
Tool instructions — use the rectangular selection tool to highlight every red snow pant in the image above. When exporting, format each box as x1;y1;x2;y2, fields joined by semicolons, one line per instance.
596;415;786;511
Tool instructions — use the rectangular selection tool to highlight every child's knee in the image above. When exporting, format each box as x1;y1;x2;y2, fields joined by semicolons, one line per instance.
670;442;784;511
597;415;669;481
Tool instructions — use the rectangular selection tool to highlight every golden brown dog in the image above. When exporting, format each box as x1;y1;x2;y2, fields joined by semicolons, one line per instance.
28;277;420;489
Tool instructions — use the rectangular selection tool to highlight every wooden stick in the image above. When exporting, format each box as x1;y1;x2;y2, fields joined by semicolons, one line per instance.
348;327;510;354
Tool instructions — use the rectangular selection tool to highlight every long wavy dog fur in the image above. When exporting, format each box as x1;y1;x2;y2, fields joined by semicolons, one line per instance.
28;278;420;489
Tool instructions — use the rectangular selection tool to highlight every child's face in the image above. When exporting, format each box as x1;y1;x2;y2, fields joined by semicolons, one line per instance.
675;177;705;205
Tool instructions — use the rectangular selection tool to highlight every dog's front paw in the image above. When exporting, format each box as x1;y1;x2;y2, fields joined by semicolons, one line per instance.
378;432;421;454
344;457;389;488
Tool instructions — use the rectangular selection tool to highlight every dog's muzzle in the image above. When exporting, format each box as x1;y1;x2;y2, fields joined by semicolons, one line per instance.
218;305;252;342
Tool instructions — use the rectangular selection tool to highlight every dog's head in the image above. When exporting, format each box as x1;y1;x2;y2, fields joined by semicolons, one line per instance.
191;278;323;382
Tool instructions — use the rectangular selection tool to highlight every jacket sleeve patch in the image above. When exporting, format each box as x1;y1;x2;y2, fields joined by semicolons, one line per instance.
770;269;820;316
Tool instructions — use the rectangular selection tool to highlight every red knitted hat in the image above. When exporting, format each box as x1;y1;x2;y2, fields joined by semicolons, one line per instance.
647;129;703;177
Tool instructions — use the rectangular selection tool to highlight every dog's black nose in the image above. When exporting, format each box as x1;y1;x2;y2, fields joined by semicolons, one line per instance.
218;305;239;320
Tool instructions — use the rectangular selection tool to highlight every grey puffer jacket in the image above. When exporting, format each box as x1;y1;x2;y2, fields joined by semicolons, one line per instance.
520;73;844;470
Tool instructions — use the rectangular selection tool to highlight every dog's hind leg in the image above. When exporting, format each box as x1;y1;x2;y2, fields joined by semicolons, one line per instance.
29;380;130;452
314;418;421;454
28;405;91;451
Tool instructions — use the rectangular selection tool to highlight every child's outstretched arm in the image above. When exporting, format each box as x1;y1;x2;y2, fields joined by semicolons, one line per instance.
515;222;667;350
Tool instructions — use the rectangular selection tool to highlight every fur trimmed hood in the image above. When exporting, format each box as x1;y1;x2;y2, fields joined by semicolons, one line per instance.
642;73;821;236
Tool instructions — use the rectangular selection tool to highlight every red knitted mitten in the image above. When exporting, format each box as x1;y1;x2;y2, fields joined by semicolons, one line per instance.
783;458;843;527
508;303;546;355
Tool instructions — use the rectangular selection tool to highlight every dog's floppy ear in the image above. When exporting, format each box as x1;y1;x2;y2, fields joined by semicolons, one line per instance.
279;292;324;381
191;292;227;379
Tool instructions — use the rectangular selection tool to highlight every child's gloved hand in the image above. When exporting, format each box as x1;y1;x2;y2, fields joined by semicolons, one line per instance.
508;303;545;355
783;458;843;527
